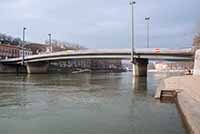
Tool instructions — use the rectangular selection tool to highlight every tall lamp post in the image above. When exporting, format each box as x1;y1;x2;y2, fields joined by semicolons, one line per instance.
129;1;136;63
48;33;52;53
145;17;150;48
22;27;26;65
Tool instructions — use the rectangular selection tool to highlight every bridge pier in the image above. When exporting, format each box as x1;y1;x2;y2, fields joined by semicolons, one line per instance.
132;59;148;77
26;62;49;74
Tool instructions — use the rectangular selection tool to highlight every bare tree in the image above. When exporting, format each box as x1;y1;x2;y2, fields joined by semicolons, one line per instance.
193;33;200;45
45;39;86;51
193;33;200;51
0;33;22;45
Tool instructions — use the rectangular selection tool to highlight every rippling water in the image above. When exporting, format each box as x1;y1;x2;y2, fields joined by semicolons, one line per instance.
0;72;185;134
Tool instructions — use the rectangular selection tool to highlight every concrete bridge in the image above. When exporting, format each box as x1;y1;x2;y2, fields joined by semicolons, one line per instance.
0;48;194;76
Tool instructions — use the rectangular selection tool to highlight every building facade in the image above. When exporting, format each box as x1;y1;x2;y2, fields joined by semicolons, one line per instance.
19;49;33;57
0;44;20;59
154;61;194;71
0;44;32;59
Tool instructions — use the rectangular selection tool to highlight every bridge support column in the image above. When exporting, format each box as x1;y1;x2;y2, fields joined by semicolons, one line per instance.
132;59;148;77
26;62;49;74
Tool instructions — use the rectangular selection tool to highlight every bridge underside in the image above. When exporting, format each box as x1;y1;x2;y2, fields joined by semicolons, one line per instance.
0;57;193;75
24;58;150;76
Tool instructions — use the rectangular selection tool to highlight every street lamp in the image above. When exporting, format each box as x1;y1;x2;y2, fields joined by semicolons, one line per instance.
22;27;26;65
145;17;150;48
48;33;52;53
129;1;136;63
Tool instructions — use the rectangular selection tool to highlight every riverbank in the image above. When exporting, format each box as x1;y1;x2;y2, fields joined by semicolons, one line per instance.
155;75;200;134
148;69;186;73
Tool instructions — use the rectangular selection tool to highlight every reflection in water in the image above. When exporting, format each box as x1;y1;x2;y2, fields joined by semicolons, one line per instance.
0;72;185;134
0;75;27;108
130;72;185;134
132;76;147;96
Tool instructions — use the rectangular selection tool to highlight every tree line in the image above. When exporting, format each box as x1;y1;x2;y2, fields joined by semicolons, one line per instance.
44;39;86;50
0;33;22;46
0;33;85;50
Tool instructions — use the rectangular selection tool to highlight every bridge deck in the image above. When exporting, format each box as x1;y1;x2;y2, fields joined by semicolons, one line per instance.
0;48;193;63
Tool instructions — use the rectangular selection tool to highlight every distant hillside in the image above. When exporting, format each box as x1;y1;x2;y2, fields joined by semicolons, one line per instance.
45;39;86;50
0;33;86;54
25;40;86;55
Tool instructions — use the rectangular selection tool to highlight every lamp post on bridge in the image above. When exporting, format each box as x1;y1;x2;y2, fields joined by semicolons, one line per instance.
145;17;150;48
22;27;26;65
48;33;52;53
129;1;136;63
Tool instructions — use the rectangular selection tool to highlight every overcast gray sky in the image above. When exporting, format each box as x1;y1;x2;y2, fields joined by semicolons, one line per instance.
0;0;200;49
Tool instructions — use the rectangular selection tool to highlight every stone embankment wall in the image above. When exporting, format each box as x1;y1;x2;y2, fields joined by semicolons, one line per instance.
0;64;26;73
194;49;200;75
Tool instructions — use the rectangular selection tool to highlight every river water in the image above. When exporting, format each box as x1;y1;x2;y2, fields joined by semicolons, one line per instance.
0;72;185;134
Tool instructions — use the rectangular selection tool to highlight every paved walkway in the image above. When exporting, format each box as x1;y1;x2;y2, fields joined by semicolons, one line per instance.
155;76;200;134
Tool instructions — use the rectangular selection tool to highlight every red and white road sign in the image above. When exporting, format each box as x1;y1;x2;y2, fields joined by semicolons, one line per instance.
155;48;160;53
